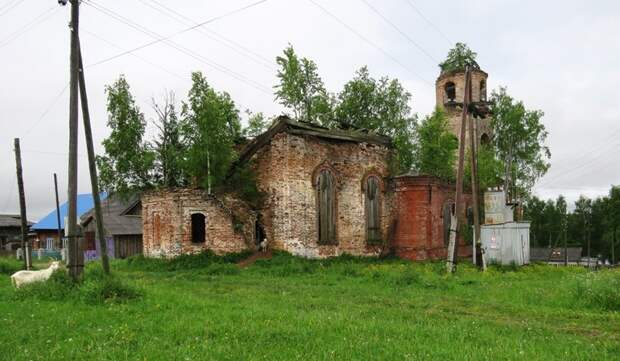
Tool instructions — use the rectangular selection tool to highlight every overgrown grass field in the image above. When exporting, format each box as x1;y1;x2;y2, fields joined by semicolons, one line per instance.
0;253;618;360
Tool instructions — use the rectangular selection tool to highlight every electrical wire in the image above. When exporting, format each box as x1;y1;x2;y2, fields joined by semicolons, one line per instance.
137;0;274;71
85;0;271;94
21;83;70;138
0;6;59;49
360;0;438;64
403;0;452;45
0;0;24;19
307;0;433;87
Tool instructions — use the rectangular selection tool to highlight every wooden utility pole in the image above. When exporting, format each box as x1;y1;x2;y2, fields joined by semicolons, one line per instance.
14;138;31;270
468;100;483;270
77;39;110;275
65;0;83;281
446;66;471;273
53;173;63;249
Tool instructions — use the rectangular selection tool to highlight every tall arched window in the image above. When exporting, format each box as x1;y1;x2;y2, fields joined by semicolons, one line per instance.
191;213;206;244
317;169;336;244
365;176;381;242
445;82;456;102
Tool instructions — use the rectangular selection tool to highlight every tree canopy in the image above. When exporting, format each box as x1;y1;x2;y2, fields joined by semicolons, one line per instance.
411;107;457;180
97;75;154;198
439;43;480;73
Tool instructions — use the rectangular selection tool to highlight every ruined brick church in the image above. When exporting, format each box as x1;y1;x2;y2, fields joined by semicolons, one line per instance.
142;68;490;260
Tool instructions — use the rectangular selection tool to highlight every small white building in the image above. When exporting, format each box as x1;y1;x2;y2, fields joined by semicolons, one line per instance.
480;191;531;266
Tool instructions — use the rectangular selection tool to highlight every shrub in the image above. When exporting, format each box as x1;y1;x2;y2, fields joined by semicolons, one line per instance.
574;270;620;311
12;270;75;301
80;276;142;305
0;258;22;275
121;250;253;272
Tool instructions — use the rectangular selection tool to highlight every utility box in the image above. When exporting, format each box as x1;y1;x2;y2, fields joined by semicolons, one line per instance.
481;222;531;266
484;191;514;224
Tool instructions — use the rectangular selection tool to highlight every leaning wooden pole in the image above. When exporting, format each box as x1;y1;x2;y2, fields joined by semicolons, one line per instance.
14;138;31;270
77;37;110;275
53;173;63;250
66;0;83;281
468;102;483;270
446;66;471;273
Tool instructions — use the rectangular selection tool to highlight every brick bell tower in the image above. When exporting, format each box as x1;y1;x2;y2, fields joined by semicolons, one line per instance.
435;68;492;149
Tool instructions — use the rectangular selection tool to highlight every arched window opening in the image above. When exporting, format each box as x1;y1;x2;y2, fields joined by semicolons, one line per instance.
445;82;456;102
365;176;381;243
442;202;454;246
191;213;206;244
480;133;490;146
317;170;336;244
480;80;487;101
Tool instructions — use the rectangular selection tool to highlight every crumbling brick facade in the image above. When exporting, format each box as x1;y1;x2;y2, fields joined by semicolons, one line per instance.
393;175;472;261
251;130;393;258
142;189;255;257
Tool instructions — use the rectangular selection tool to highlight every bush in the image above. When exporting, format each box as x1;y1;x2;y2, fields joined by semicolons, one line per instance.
574;270;620;311
122;251;253;272
80;275;142;305
0;258;22;275
12;270;75;301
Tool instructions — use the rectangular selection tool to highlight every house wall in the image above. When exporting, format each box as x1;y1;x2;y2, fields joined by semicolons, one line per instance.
141;189;254;257
393;176;472;261
0;226;21;249
252;132;393;258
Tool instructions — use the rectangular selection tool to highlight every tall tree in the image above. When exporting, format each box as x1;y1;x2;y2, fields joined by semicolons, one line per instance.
152;92;185;188
336;66;417;172
490;87;550;201
181;72;241;192
274;45;333;126
243;111;269;138
97;76;154;197
411;107;458;180
439;42;480;73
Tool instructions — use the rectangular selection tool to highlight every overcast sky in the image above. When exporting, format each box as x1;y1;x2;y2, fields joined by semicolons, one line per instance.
1;0;619;221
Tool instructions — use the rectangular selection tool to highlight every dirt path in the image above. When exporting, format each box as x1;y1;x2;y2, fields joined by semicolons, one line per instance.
237;250;273;268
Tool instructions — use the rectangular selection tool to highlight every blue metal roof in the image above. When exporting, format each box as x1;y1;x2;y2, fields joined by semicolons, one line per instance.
31;193;107;230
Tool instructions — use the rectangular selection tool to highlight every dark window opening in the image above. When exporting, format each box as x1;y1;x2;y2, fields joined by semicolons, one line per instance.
366;176;381;242
480;80;487;101
255;219;265;246
317;170;336;245
445;82;456;102
480;133;490;146
191;213;206;244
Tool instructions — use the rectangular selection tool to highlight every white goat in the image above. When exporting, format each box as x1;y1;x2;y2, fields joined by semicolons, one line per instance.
259;238;268;253
10;261;61;288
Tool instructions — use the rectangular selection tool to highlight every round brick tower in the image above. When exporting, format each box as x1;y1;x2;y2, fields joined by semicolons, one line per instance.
435;68;492;149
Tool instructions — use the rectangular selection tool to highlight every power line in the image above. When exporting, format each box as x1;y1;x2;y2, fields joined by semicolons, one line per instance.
538;145;620;188
22;82;69;138
81;28;187;81
0;0;24;19
360;0;439;64
0;6;58;49
138;0;274;70
307;0;433;87
85;0;272;94
403;0;452;45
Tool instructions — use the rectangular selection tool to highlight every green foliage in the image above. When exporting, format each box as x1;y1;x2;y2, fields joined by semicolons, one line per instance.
575;270;620;311
0;257;22;275
412;107;458;180
336;66;417;173
1;255;619;360
465;142;504;191
490;87;550;200
225;161;264;208
80;275;142;305
152;92;186;188
439;42;480;73
242;111;270;138
122;250;252;272
12;270;74;301
97;75;155;198
275;45;334;126
181;72;242;190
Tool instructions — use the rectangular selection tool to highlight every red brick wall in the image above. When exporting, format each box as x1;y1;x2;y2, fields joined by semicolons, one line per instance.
393;175;472;261
252;132;394;258
141;189;254;257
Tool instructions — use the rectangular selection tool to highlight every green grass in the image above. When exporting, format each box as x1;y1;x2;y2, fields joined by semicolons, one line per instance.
0;253;618;361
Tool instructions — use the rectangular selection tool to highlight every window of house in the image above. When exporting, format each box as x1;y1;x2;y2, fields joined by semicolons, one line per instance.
191;213;206;244
445;82;456;102
365;176;381;243
317;169;336;244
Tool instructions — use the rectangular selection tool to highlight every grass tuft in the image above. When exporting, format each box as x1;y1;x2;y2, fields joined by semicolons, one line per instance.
574;269;620;311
